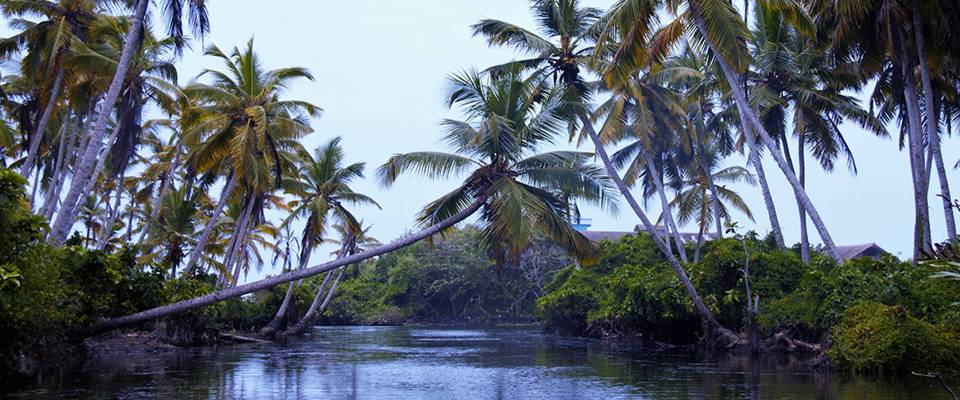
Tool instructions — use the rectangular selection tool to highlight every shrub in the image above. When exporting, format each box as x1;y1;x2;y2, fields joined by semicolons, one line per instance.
830;302;960;374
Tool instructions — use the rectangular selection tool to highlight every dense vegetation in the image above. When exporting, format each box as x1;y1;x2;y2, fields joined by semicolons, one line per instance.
1;0;959;383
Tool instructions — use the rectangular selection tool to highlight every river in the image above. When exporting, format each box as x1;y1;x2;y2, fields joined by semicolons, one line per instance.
5;326;952;399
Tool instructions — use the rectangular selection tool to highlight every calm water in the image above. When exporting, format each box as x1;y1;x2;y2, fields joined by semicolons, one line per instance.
5;326;953;399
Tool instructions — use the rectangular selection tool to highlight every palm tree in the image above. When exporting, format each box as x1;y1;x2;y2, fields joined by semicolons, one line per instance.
749;3;885;263
473;0;737;344
0;0;98;179
89;70;612;334
178;39;320;275
49;0;209;244
139;186;202;278
260;137;379;336
670;149;756;262
600;0;845;263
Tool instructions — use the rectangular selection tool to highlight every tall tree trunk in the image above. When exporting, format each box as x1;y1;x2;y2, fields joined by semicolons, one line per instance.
77;124;122;210
798;135;811;264
895;28;934;258
182;173;239;275
747;126;786;248
219;195;252;286
260;239;314;336
688;0;841;263
695;140;724;239
48;0;149;245
21;68;65;178
225;198;256;287
88;198;485;334
578;111;734;344
642;149;688;263
913;4;957;244
137;143;182;246
41;112;75;219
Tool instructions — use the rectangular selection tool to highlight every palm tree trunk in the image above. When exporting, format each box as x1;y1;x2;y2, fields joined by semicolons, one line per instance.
695;140;724;239
284;267;345;336
87;197;485;334
21;68;65;178
41;111;75;219
226;199;256;287
641;149;688;263
182;173;239;275
78;124;122;207
798;135;811;264
219;195;254;286
260;239;314;336
913;4;957;244
688;0;841;263
48;0;149;245
137;143;182;246
96;177;125;250
578;111;733;343
694;223;706;263
894;28;934;258
747;126;786;248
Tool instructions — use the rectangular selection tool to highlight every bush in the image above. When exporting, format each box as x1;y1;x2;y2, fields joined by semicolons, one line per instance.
830;302;960;374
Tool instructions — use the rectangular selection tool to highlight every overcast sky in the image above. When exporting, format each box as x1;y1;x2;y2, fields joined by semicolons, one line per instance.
8;1;960;277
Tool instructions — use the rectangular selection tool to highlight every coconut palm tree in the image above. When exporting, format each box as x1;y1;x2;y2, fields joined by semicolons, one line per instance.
260;137;379;336
473;0;738;345
749;3;885;263
177;39;320;275
0;0;99;179
89;70;613;334
49;0;209;244
599;0;845;264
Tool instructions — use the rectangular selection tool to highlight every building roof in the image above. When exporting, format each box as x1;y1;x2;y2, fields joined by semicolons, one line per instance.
583;231;635;242
835;243;887;261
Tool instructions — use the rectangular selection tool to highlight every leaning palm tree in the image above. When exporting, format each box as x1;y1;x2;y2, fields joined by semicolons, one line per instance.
88;70;612;334
49;0;209;244
178;39;320;275
260;137;379;336
473;0;738;345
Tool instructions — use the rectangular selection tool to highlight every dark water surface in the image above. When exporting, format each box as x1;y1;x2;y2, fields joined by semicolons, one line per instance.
5;326;953;399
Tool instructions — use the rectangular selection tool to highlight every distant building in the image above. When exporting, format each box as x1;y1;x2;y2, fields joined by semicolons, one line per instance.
574;219;717;243
835;243;888;261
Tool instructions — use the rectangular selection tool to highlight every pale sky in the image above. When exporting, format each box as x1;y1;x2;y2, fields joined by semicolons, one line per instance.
7;1;960;276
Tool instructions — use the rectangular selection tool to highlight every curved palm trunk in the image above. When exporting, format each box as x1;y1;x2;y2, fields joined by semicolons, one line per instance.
641;149;688;263
21;68;65;179
87;198;485;334
913;5;957;244
260;239;314;336
182;173;239;275
688;0;841;263
578;111;733;344
747;128;786;249
48;0;149;245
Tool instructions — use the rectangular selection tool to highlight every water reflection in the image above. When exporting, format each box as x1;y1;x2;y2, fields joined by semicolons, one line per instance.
6;326;952;399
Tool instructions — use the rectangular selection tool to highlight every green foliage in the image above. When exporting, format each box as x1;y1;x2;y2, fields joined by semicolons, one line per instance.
830;302;960;375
